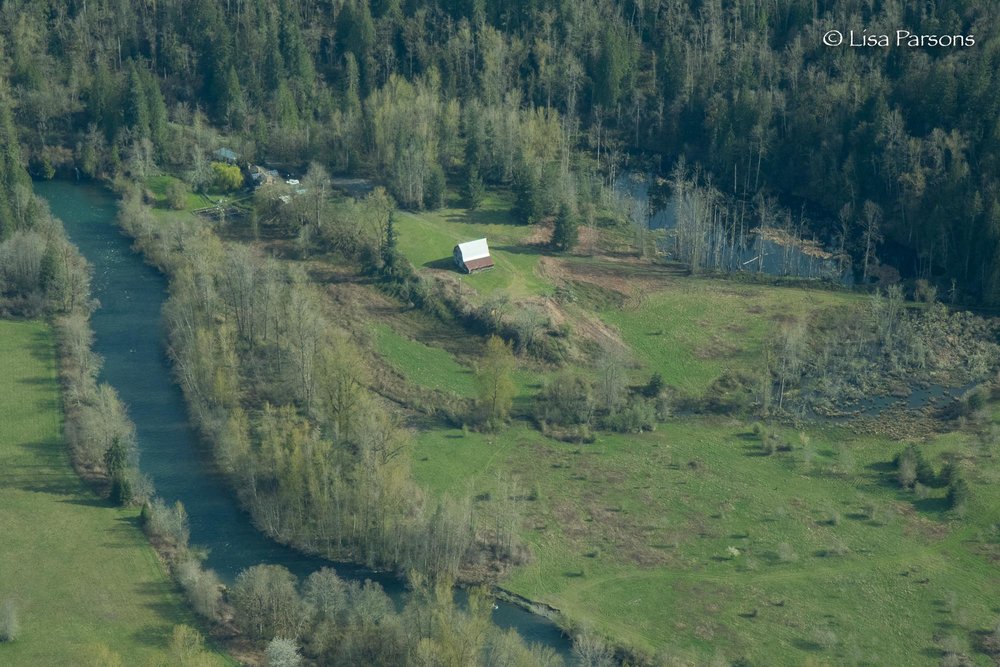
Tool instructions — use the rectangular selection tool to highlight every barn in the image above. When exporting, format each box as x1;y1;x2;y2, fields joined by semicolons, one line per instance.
453;238;494;273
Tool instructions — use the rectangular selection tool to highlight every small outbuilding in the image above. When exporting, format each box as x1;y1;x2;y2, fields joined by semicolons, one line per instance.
454;238;494;273
213;147;239;163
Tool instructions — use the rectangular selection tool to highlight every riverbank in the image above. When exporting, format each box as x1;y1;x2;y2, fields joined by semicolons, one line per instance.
37;178;575;662
0;319;228;665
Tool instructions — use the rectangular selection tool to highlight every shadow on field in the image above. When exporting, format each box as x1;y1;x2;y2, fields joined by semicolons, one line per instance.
26;329;53;364
10;440;78;495
913;497;950;515
133;580;189;641
59;495;110;508
424;257;459;270
791;638;822;652
445;209;519;227
494;244;546;256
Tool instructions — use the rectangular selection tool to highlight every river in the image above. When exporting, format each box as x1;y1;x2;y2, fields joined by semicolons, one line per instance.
34;179;571;656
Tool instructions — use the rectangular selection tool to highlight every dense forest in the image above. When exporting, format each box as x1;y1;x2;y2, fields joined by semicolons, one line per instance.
1;0;999;301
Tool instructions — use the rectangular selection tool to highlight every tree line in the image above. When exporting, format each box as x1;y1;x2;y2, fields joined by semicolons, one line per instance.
117;186;534;584
4;0;1000;300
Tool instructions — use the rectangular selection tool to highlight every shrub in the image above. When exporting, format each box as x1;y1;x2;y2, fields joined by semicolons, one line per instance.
776;542;797;563
0;599;19;642
643;372;665;398
604;398;656;433
142;498;190;552
947;477;971;514
176;558;223;622
211;162;243;191
811;627;838;650
893;445;934;489
166;180;189;210
266;637;303;667
535;371;593;427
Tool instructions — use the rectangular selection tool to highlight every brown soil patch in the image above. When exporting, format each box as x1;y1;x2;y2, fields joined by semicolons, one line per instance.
693;333;739;360
541;297;629;359
525;222;554;246
538;254;688;300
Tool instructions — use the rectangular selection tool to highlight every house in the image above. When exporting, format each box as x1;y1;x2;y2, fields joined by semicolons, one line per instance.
249;164;280;188
213;147;239;163
453;238;494;273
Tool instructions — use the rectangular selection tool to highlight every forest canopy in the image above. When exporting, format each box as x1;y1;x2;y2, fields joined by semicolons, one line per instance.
1;0;999;301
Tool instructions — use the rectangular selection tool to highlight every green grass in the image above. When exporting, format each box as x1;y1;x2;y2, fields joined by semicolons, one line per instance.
145;174;211;210
598;276;861;395
413;418;1000;665
373;323;478;397
0;320;228;665
395;192;549;301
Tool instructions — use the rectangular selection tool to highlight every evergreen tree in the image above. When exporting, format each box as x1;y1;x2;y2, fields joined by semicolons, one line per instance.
463;164;484;210
425;164;446;210
381;212;400;278
143;69;168;156
513;168;542;225
551;201;579;251
123;63;150;140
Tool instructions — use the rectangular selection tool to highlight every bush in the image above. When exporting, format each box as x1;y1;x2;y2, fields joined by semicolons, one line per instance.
211;162;243;191
166;180;189;210
893;445;934;489
535;371;593;427
142;498;190;552
776;542;797;563
643;372;665;398
947;477;971;514
0;599;18;642
176;558;223;622
604;398;657;433
267;637;303;667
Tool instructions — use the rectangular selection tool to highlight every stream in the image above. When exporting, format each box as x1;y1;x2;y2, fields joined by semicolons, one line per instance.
34;179;571;656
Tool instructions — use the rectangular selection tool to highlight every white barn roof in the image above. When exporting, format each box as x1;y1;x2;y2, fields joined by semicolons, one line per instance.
456;238;490;261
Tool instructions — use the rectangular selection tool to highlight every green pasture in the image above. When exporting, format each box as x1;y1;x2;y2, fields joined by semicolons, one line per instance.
0;320;228;666
413;418;1000;665
598;276;861;395
395;193;549;300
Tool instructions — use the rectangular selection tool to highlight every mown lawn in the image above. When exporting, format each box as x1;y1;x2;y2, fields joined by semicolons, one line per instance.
395;192;550;301
0;320;228;665
413;418;1000;665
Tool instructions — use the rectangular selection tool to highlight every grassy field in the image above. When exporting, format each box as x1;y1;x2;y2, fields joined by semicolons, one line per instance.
386;194;1000;663
373;322;479;398
185;179;1000;663
596;275;861;395
414;418;1000;664
0;320;228;666
395;192;550;300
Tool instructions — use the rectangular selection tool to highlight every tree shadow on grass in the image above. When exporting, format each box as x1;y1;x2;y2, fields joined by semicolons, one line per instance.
444;209;520;227
493;244;546;256
791;638;822;652
26;329;54;364
913;497;950;515
11;441;80;494
58;495;111;508
423;257;460;271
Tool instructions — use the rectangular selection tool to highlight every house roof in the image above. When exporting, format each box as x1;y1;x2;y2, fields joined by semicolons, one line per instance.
213;147;239;161
463;256;494;272
455;238;490;262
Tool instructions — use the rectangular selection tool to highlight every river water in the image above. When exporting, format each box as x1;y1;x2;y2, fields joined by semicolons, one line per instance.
35;179;570;655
